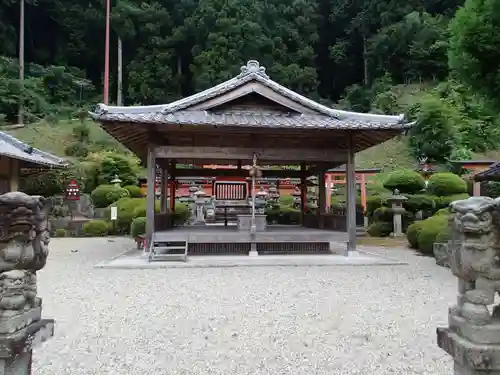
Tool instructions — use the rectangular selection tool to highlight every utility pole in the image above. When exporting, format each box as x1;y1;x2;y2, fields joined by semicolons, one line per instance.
18;0;24;126
103;0;110;104
117;36;123;106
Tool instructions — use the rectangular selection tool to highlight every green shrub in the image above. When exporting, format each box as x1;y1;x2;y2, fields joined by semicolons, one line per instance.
404;194;436;213
435;207;451;216
366;195;384;217
482;181;500;198
406;221;424;249
383;169;426;194
54;228;67;237
279;195;294;206
83;220;109;237
105;198;146;234
417;215;450;255
373;207;393;222
173;203;190;224
124;185;144;198
279;206;301;224
90;185;130;208
427;172;467;196
132;200;160;218
435;224;451;244
367;221;393;237
130;217;146;237
434;193;469;210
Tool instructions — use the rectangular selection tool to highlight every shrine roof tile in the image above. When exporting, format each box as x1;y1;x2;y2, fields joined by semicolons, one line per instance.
0;131;67;168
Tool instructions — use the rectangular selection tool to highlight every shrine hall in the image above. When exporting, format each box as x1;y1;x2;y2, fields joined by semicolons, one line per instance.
90;60;413;260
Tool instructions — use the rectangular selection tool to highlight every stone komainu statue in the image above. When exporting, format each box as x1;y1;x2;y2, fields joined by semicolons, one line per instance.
438;196;500;374
0;192;49;320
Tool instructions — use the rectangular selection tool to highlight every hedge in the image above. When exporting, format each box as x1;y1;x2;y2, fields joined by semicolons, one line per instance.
90;185;130;208
416;214;450;255
403;194;436;213
383;169;426;194
427;173;467;196
434;193;469;210
406;221;424;249
83;219;109;236
124;185;144;198
130;217;146;237
367;221;393;237
265;205;301;224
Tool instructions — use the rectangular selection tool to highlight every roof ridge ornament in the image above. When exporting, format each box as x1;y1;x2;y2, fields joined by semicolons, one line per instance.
238;60;269;79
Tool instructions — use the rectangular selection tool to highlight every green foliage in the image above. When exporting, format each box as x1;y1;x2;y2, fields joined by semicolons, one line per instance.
130;217;146;238
483;182;500;198
434;193;469;210
367;221;393;237
403;194;436;213
427;172;467;196
124;185;144;198
83;220;109;237
53;228;68;237
90;185;130;208
265;205;301;225
407;93;457;163
278;195;294;206
449;0;500;107
416;214;450;255
383;169;426;194
406;221;424;249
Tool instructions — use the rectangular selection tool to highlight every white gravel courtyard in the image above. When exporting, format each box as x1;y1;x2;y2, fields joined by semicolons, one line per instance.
33;237;454;375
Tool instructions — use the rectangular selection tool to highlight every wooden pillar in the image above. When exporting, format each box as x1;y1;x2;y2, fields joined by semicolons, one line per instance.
346;134;357;255
360;174;367;213
473;181;481;196
145;145;156;251
326;174;331;210
170;160;176;213
9;158;19;192
300;163;307;224
318;170;326;214
161;163;169;213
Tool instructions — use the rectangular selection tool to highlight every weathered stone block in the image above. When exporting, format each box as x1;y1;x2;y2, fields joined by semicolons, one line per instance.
434;242;451;268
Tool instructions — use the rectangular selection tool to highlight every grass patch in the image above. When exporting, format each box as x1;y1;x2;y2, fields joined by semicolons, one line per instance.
357;236;410;248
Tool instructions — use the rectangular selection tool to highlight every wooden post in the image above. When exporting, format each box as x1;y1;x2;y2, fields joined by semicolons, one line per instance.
161;163;169;213
473;181;481;196
326;174;331;210
318;170;326;214
360;174;367;213
145;145;156;251
170;160;176;213
346;134;357;255
300;163;306;224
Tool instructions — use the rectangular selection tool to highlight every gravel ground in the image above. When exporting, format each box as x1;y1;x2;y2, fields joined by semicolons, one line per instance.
33;237;454;375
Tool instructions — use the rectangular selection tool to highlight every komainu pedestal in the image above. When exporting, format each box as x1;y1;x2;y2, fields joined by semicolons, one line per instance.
0;192;54;374
437;197;500;374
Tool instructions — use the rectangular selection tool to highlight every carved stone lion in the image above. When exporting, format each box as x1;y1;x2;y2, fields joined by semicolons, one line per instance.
449;197;500;325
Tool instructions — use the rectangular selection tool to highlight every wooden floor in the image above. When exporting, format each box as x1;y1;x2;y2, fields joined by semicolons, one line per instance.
153;225;348;244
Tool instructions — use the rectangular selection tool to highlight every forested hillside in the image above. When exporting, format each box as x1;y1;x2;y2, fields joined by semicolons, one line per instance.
1;0;500;167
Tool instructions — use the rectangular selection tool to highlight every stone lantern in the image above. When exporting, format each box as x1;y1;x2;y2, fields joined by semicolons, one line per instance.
110;174;122;187
255;186;268;214
192;189;209;225
292;186;302;209
386;189;407;237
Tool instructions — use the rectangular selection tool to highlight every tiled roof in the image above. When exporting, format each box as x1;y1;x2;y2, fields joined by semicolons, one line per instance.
474;162;500;181
93;110;411;130
0;131;67;168
90;60;411;130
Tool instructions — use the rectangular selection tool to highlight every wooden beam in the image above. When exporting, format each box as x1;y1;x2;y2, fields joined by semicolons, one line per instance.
173;168;304;178
154;146;346;163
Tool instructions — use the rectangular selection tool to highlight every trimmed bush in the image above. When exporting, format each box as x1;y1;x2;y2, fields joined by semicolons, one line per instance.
435;224;451;244
482;181;500;198
383;169;426;194
404;194;436;213
373;207;393;222
83;220;109;237
90;185;130;208
434;193;469;210
279;206;301;224
105;198;146;234
366;195;384;217
124;185;144;198
279;195;294;206
130;217;146;237
406;221;424;249
417;215;450;255
367;221;393;237
428;172;467;196
435;207;451;216
54;228;67;237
